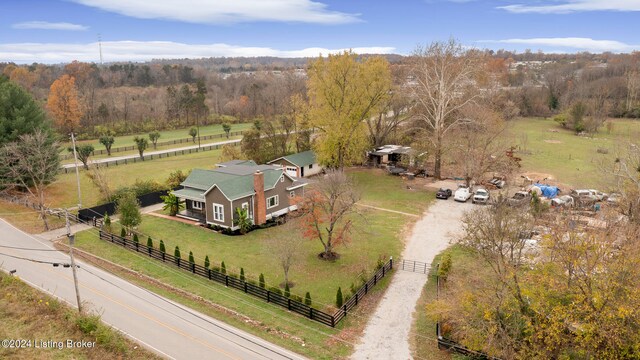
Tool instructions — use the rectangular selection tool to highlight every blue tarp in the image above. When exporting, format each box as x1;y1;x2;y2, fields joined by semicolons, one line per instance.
533;183;559;198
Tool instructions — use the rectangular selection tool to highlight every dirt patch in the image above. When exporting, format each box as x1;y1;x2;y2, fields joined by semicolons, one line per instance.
544;139;562;144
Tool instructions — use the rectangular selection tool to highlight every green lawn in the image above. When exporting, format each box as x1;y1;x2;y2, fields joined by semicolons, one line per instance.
48;148;228;208
61;122;253;150
510;117;640;188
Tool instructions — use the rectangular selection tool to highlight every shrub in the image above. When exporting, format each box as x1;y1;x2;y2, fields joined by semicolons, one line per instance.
438;253;452;281
284;283;290;298
336;287;343;308
159;240;166;253
133;233;139;244
147;237;153;248
269;286;283;295
188;251;194;264
221;261;226;274
240;268;245;281
291;295;303;303
174;246;181;259
305;292;312;306
103;214;111;233
166;170;190;189
259;273;265;288
204;255;210;269
120;227;126;237
76;314;100;334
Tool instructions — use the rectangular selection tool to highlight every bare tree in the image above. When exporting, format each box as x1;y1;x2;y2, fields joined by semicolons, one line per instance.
270;222;303;287
86;165;112;202
409;39;483;179
296;170;361;260
1;130;60;230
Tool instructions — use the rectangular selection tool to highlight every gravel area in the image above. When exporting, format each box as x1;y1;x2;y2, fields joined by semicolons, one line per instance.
351;199;473;360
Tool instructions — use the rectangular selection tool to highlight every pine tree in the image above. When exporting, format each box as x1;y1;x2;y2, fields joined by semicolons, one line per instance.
174;246;181;259
240;268;245;282
305;292;312;306
103;213;111;233
147;237;153;248
120;227;126;237
133;233;139;244
221;261;226;274
159;240;166;253
336;287;343;308
189;251;194;264
204;255;210;269
259;273;265;288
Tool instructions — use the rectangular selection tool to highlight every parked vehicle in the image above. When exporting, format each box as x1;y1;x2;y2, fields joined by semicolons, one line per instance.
588;189;608;201
607;192;622;205
551;195;575;208
488;176;506;189
570;189;598;207
436;188;453;200
454;185;473;202
508;191;531;206
472;188;490;204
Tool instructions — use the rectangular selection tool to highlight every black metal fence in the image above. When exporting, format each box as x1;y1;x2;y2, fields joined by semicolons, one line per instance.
77;189;172;221
332;258;393;324
98;230;337;327
61;131;245;160
61;141;240;173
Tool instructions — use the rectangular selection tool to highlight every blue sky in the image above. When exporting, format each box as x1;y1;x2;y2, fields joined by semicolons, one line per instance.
0;0;639;63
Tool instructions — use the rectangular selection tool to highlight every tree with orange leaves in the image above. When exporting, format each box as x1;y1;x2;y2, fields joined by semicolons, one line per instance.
47;74;82;134
294;170;361;260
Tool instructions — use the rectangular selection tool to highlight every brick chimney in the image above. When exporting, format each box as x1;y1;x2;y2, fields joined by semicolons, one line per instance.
253;171;266;225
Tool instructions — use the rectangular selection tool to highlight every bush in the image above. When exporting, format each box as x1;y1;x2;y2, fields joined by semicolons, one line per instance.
336;287;343;308
259;273;265;288
221;261;226;274
189;251;194;264
305;292;312;306
159;240;166;253
120;227;126;237
291;295;303;303
133;233;139;244
174;246;181;259
438;253;452;281
76;314;100;334
240;268;245;281
204;255;210;269
269;286;283;296
284;283;290;298
111;179;166;202
103;214;111;233
147;237;153;248
166;170;190;189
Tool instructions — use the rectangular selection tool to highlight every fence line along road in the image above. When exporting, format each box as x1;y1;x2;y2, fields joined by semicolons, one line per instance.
61;138;241;173
60;131;245;160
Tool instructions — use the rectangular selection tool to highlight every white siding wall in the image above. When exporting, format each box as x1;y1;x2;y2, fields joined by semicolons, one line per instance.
304;163;323;177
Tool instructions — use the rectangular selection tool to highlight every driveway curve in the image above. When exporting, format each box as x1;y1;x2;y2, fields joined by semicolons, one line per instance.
352;200;472;360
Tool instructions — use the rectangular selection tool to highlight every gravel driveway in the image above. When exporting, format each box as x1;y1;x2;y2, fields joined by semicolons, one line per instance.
351;199;473;360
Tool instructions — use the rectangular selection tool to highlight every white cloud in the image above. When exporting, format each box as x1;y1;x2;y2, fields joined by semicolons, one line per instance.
69;0;360;24
499;0;640;14
478;37;639;52
0;41;395;64
12;21;89;31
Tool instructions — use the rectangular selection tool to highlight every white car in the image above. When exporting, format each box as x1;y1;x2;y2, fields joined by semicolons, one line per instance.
551;195;574;208
472;189;490;204
588;189;608;201
454;186;473;202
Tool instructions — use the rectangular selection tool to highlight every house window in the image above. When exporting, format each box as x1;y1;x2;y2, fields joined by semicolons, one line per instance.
289;191;295;198
192;201;204;210
213;203;224;222
267;195;279;209
241;202;248;210
309;164;313;169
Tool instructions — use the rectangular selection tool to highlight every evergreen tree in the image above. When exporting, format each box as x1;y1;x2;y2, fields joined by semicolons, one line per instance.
147;236;153;248
259;273;265;288
336;287;343;308
204;255;210;269
240;268;245;281
174;246;181;259
188;251;194;264
0;76;52;147
133;233;139;244
120;227;126;237
159;240;166;253
221;261;226;274
305;292;312;306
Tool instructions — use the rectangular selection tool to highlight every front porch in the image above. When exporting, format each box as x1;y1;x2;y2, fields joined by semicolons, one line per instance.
177;209;206;223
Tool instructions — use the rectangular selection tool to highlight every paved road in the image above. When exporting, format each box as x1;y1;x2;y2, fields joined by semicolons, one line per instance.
351;200;473;360
62;138;240;169
0;219;305;360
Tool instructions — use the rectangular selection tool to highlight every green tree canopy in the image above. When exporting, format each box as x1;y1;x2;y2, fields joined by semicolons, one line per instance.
0;76;52;146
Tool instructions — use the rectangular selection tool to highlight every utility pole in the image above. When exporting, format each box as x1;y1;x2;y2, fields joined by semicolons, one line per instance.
66;210;83;314
70;133;82;209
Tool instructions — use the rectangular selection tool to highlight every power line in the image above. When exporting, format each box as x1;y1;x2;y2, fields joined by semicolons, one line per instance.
0;251;73;267
0;244;61;252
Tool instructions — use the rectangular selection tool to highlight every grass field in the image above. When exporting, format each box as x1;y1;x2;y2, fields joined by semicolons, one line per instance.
0;272;159;360
61;122;253;150
510;117;640;189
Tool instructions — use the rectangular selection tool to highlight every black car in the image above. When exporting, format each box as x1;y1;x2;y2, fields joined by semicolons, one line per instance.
436;188;452;199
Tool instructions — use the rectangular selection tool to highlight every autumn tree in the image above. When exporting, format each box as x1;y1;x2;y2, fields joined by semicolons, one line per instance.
307;51;391;169
240;128;270;164
9;67;36;90
86;165;112;202
0;76;52;146
366;65;410;147
0;130;60;230
68;144;94;170
219;143;242;163
409;40;483;179
47;74;83;135
295;170;361;260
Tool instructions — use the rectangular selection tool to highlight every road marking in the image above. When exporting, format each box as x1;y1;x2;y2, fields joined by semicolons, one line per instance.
356;203;420;218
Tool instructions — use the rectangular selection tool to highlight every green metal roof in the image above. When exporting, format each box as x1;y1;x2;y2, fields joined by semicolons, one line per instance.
270;150;316;167
172;187;205;200
179;166;285;200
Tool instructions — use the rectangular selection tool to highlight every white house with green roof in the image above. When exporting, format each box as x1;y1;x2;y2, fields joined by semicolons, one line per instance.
172;163;308;229
267;150;323;178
